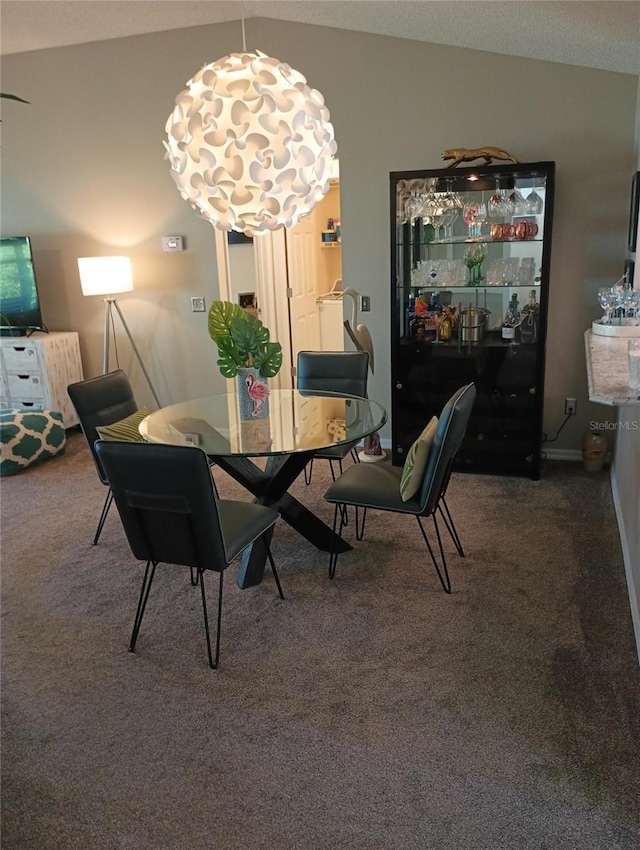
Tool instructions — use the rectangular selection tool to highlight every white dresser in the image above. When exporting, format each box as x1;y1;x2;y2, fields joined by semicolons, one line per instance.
0;332;84;427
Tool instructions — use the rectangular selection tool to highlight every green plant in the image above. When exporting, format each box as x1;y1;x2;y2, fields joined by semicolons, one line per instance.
0;94;30;104
208;300;282;379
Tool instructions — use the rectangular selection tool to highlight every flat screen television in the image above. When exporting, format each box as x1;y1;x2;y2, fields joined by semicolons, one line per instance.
0;236;45;336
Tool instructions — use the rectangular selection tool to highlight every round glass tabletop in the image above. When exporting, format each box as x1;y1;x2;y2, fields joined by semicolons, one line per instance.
139;389;387;458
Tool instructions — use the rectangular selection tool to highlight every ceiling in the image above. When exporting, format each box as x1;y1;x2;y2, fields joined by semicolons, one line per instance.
1;0;639;74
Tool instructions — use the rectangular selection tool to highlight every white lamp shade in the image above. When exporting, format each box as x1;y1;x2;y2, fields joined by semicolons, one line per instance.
164;51;337;237
78;256;133;296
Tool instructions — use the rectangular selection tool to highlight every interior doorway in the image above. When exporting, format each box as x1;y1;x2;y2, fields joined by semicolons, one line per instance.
214;164;344;389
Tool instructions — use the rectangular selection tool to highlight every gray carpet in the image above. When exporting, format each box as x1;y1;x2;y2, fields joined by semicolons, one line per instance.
1;431;639;849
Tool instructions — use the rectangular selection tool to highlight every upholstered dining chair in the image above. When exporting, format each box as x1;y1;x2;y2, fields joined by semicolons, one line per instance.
95;440;284;670
323;382;476;592
297;350;369;485
68;369;144;545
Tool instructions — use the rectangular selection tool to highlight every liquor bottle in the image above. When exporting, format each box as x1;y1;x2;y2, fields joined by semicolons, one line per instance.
438;306;455;342
519;289;539;344
501;293;521;342
429;292;443;314
405;293;416;337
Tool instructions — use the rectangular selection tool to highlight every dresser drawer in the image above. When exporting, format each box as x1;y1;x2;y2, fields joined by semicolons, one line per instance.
7;373;46;401
1;344;41;372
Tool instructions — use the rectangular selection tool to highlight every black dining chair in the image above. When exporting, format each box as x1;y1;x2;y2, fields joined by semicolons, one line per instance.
95;440;284;669
68;369;141;544
324;382;476;592
297;350;369;485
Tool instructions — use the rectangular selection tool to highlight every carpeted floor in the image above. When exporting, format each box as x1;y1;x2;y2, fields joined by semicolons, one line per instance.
1;430;639;849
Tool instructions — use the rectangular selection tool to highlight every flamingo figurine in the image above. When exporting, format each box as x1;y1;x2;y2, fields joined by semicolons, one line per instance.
341;287;385;462
246;372;270;417
342;287;374;374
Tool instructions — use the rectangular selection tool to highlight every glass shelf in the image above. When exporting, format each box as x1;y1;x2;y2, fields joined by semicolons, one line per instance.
397;283;542;290
396;237;543;247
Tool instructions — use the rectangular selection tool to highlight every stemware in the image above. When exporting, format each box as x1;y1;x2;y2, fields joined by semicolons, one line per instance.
525;175;544;215
463;201;486;239
597;286;615;323
488;177;508;219
508;184;527;216
464;243;487;285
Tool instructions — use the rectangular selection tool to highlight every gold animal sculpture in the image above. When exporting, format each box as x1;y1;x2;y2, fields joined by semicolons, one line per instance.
442;147;520;168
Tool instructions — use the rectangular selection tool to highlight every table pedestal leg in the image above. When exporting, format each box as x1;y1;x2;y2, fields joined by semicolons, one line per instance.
213;452;351;588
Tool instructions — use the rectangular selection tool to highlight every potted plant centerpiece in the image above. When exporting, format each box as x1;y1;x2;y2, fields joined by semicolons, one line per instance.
208;300;282;419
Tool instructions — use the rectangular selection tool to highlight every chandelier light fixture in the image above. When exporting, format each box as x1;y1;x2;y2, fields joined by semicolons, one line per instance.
164;23;337;237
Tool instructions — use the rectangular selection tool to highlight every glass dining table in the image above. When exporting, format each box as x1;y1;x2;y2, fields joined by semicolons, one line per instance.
139;388;387;589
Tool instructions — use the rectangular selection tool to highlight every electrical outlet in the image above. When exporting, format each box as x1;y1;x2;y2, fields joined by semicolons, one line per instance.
565;397;577;416
359;295;371;312
191;296;206;312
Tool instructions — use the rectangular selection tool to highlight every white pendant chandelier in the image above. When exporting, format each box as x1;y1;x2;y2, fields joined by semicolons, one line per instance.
164;49;337;237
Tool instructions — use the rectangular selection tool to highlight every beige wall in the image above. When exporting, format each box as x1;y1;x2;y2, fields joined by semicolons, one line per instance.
1;18;637;450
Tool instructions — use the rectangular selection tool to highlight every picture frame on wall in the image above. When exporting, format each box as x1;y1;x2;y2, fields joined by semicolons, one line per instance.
628;171;639;253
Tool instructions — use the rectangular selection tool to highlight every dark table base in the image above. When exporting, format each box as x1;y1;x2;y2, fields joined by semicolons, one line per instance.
212;452;352;588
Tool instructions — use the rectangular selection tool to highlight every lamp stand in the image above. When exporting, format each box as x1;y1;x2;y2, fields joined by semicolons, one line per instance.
103;298;161;407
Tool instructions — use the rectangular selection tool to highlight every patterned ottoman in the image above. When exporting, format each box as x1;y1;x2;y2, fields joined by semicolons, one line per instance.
0;409;66;476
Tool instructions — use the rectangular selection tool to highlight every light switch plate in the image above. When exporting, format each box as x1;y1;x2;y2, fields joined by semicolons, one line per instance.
162;235;184;252
191;296;206;312
359;295;371;312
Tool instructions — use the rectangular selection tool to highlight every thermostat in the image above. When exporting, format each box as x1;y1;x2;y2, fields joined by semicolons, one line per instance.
162;235;184;252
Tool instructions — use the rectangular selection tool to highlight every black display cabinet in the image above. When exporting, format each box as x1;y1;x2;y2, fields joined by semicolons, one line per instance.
390;161;555;479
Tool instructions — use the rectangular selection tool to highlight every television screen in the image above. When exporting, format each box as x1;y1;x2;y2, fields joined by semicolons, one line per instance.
0;236;45;335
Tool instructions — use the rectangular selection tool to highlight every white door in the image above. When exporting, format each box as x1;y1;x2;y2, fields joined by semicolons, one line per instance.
285;210;321;359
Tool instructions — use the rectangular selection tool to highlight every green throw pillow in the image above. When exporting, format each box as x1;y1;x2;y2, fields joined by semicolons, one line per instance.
96;406;149;442
399;416;439;502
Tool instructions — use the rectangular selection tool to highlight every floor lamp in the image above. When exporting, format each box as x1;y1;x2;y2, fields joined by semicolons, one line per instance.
77;256;161;407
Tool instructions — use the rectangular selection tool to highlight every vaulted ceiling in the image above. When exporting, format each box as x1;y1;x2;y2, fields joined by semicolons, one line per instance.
2;0;639;75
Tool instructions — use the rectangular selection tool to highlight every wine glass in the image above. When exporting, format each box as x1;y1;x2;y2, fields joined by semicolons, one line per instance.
463;202;485;239
464;243;487;285
597;286;615;323
525;176;544;215
488;177;508;219
474;201;487;238
405;190;425;224
508;184;527;216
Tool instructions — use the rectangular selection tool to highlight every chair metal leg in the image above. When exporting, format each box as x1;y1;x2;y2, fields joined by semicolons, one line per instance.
438;496;465;557
350;448;360;464
416;515;451;594
304;457;314;485
329;459;337;482
328;503;346;579
93;488;114;545
355;506;367;541
266;548;285;600
199;569;224;669
129;559;158;652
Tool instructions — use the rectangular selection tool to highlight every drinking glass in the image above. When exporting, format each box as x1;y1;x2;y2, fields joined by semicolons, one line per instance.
463;202;479;238
463;202;486;239
597;286;615;323
525;176;544;215
464;243;487;285
508;183;526;216
488;177;508;219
